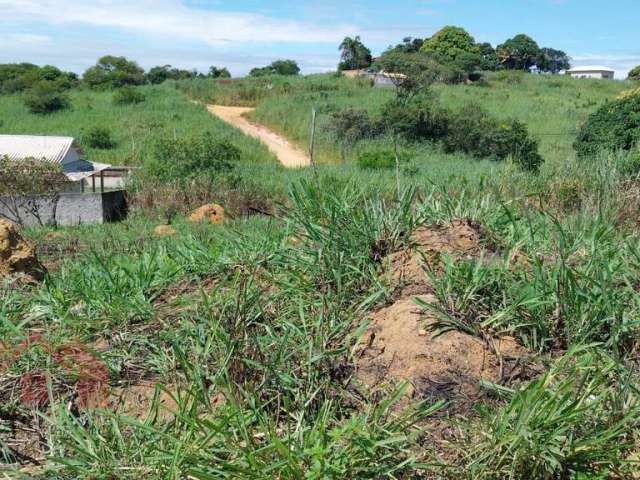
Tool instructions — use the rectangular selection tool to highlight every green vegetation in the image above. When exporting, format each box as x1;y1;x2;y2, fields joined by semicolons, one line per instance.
112;86;146;105
628;65;640;81
23;81;71;114
81;126;116;150
574;87;640;158
338;36;373;70
249;59;301;77
83;55;146;90
2;45;640;479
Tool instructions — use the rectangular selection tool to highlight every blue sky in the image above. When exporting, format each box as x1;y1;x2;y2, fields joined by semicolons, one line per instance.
1;0;638;78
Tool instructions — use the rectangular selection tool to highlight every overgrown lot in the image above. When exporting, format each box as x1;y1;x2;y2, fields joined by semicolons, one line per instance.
2;73;640;478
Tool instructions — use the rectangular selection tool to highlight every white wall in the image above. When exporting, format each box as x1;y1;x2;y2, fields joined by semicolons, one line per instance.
568;71;614;79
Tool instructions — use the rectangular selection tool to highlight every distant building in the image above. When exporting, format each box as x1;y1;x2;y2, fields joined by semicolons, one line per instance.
566;66;615;79
0;135;131;191
369;71;408;88
0;135;129;226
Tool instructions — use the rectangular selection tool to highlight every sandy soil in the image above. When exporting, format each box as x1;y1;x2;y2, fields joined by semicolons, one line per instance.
207;105;310;168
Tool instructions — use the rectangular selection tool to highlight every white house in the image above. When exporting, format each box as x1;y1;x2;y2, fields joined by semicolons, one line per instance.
566;66;615;80
0;135;133;191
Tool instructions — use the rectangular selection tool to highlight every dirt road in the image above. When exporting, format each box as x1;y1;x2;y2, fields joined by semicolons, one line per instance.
207;105;310;168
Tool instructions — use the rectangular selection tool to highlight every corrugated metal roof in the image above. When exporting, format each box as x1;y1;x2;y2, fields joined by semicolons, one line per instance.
0;135;80;163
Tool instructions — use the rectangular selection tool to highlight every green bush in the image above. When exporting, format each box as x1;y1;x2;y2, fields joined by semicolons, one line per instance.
628;65;640;81
329;108;382;147
147;132;239;182
357;148;403;170
574;89;640;159
444;104;543;171
381;94;448;141
83;126;116;149
113;86;146;105
23;81;70;114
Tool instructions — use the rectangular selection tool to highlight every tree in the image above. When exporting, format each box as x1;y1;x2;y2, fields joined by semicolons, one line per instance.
497;34;541;70
574;88;640;159
0;63;78;94
537;48;571;73
0;157;69;227
375;51;467;85
23;81;70;114
421;26;480;63
209;66;231;79
338;36;373;71
249;60;300;77
477;42;499;71
628;66;640;81
83;55;145;89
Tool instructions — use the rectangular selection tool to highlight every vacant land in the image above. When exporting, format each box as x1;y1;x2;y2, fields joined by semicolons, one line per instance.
2;73;640;479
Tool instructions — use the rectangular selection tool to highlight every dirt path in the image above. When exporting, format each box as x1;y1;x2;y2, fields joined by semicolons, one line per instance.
207;105;310;168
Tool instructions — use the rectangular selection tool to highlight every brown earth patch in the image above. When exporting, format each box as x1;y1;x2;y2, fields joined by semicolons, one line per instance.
153;224;177;237
0;219;45;283
357;219;529;410
188;204;225;225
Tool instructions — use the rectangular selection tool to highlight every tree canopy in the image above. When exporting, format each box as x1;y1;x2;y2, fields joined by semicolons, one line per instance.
0;63;78;94
629;66;640;81
209;66;231;79
420;26;480;62
83;55;145;89
250;60;300;77
338;36;373;71
147;65;199;84
537;48;571;73
497;34;541;70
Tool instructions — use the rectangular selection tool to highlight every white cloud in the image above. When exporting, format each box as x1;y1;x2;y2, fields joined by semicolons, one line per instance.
0;33;53;46
0;0;356;45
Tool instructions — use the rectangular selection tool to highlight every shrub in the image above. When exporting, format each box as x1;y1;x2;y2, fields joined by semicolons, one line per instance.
628;65;640;81
329;108;382;152
113;86;146;105
146;132;239;182
574;89;640;159
82;127;116;150
381;94;448;141
492;70;525;85
444;104;543;171
357;149;397;170
23;81;70;114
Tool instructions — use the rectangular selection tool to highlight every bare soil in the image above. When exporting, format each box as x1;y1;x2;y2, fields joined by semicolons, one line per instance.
0;219;45;283
357;219;529;410
207;105;310;168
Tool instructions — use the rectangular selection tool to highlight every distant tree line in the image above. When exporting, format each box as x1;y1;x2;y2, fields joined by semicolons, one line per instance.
338;26;572;82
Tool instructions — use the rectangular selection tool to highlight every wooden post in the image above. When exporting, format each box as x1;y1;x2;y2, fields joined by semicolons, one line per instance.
100;171;104;193
92;175;96;193
309;107;317;175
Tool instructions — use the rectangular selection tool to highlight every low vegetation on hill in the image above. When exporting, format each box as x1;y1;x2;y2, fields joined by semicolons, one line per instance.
2;38;640;478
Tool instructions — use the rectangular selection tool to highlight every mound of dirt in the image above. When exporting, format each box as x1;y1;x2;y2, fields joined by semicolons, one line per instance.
0;219;45;283
188;204;225;225
154;225;177;237
357;219;528;409
386;219;491;296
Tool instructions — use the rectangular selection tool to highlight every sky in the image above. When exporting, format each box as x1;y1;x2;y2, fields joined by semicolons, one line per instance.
1;0;638;79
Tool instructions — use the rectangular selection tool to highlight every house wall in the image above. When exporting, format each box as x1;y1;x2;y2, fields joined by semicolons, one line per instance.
568;71;613;79
0;190;128;227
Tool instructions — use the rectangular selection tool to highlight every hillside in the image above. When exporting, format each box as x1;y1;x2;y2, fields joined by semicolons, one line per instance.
2;72;640;478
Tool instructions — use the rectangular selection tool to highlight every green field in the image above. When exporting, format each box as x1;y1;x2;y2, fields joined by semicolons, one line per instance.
3;73;640;478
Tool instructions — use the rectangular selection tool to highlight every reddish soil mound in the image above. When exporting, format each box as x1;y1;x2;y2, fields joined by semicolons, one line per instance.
188;204;225;224
357;219;527;408
0;219;45;283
